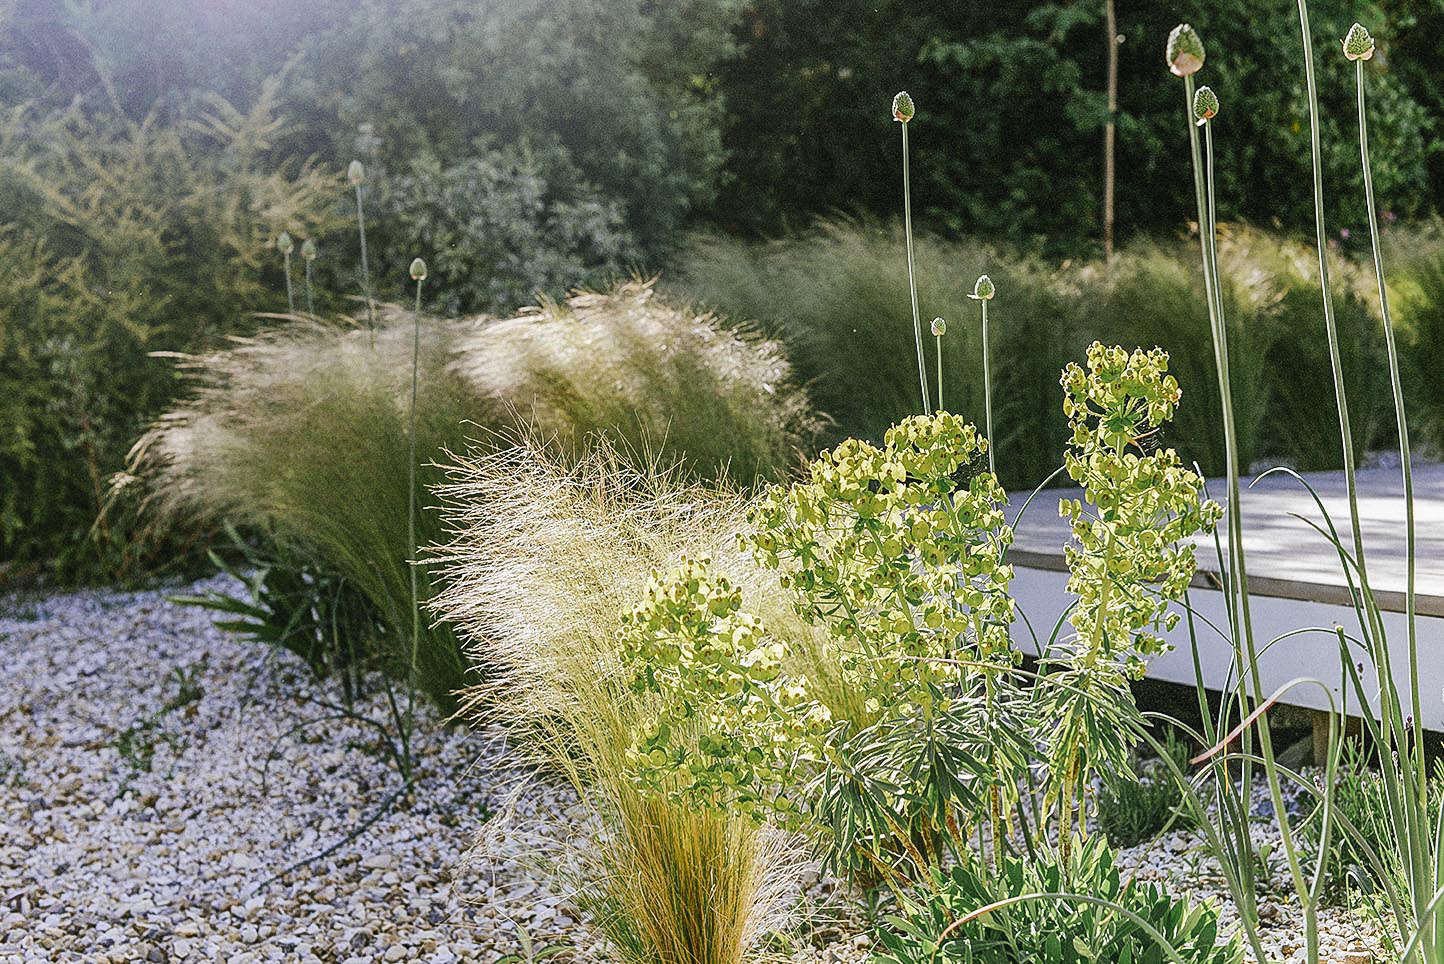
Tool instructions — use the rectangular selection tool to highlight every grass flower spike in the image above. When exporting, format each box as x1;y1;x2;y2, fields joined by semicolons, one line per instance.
892;91;931;415
970;274;996;473
276;231;295;313
301;238;317;315
1343;22;1375;61
1166;23;1205;77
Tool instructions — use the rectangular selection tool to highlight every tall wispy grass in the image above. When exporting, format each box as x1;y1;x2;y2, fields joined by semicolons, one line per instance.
129;282;818;708
674;217;1421;487
430;439;820;962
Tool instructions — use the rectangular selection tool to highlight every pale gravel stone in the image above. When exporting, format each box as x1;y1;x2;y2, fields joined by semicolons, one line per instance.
1;577;1391;963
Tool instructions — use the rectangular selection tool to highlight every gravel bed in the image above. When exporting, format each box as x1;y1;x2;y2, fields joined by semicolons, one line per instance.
1;578;1389;963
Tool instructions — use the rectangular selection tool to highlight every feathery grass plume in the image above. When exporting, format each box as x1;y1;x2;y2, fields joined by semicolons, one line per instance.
129;311;472;708
449;280;818;486
128;281;817;709
301;238;317;315
276;231;295;314
969;274;996;474
430;438;814;963
892;91;931;415
348;159;376;333
930;316;946;411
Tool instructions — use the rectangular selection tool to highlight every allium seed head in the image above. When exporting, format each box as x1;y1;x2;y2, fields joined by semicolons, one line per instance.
301;238;318;261
1193;85;1219;125
347;159;366;186
1166;23;1205;77
1343;23;1375;61
410;257;428;282
276;231;294;255
971;274;995;301
931;317;946;337
891;91;915;123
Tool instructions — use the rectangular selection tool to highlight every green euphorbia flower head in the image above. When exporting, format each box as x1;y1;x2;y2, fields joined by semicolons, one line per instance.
1166;23;1205;77
930;317;946;337
301;238;318;262
1343;22;1375;61
410;257;428;282
970;275;996;301
275;231;294;255
347;159;366;186
1193;85;1219;125
892;91;915;123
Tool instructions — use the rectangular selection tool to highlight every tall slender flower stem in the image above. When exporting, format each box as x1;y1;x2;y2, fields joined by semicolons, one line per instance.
283;251;295;314
981;299;994;476
1181;75;1290;964
302;239;317;315
894;93;931;415
401;257;427;775
357;185;376;333
277;232;295;314
931;317;946;412
1355;54;1421;791
1296;1;1367;585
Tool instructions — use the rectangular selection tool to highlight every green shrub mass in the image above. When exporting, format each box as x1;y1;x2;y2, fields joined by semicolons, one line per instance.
129;283;815;706
674;219;1444;488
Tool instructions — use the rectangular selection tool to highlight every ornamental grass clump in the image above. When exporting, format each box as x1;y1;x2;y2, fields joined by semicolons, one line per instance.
451;280;818;486
130;282;817;710
430;439;810;964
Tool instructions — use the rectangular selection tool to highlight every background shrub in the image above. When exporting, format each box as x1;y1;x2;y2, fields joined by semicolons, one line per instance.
0;83;341;585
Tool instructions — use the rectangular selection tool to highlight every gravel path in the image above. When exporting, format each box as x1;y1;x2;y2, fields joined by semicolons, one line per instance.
0;577;1390;963
0;576;591;963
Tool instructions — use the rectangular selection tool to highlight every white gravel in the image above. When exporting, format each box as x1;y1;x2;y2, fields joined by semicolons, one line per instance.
0;577;1390;963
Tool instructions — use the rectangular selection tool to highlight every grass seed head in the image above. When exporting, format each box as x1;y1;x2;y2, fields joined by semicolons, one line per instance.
1193;85;1219;125
930;316;946;337
971;274;995;300
347;159;366;186
410;257;428;282
301;238;318;261
275;231;294;255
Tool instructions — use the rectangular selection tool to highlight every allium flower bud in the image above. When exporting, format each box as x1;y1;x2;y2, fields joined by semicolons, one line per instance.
410;257;428;282
970;274;995;301
301;238;318;262
276;231;294;255
1342;22;1375;61
348;159;366;186
1192;85;1219;125
1166;23;1205;77
931;317;946;337
891;91;915;124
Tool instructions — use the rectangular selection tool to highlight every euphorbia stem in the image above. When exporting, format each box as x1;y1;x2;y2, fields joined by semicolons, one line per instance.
900;122;931;415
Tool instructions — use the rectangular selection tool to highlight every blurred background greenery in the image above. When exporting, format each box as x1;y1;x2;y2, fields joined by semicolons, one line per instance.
2;0;1442;586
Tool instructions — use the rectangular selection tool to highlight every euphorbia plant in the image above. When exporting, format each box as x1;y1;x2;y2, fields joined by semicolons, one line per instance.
1049;343;1220;864
622;347;1219;902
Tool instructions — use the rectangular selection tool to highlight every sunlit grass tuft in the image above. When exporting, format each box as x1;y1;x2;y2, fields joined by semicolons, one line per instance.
430;438;825;962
